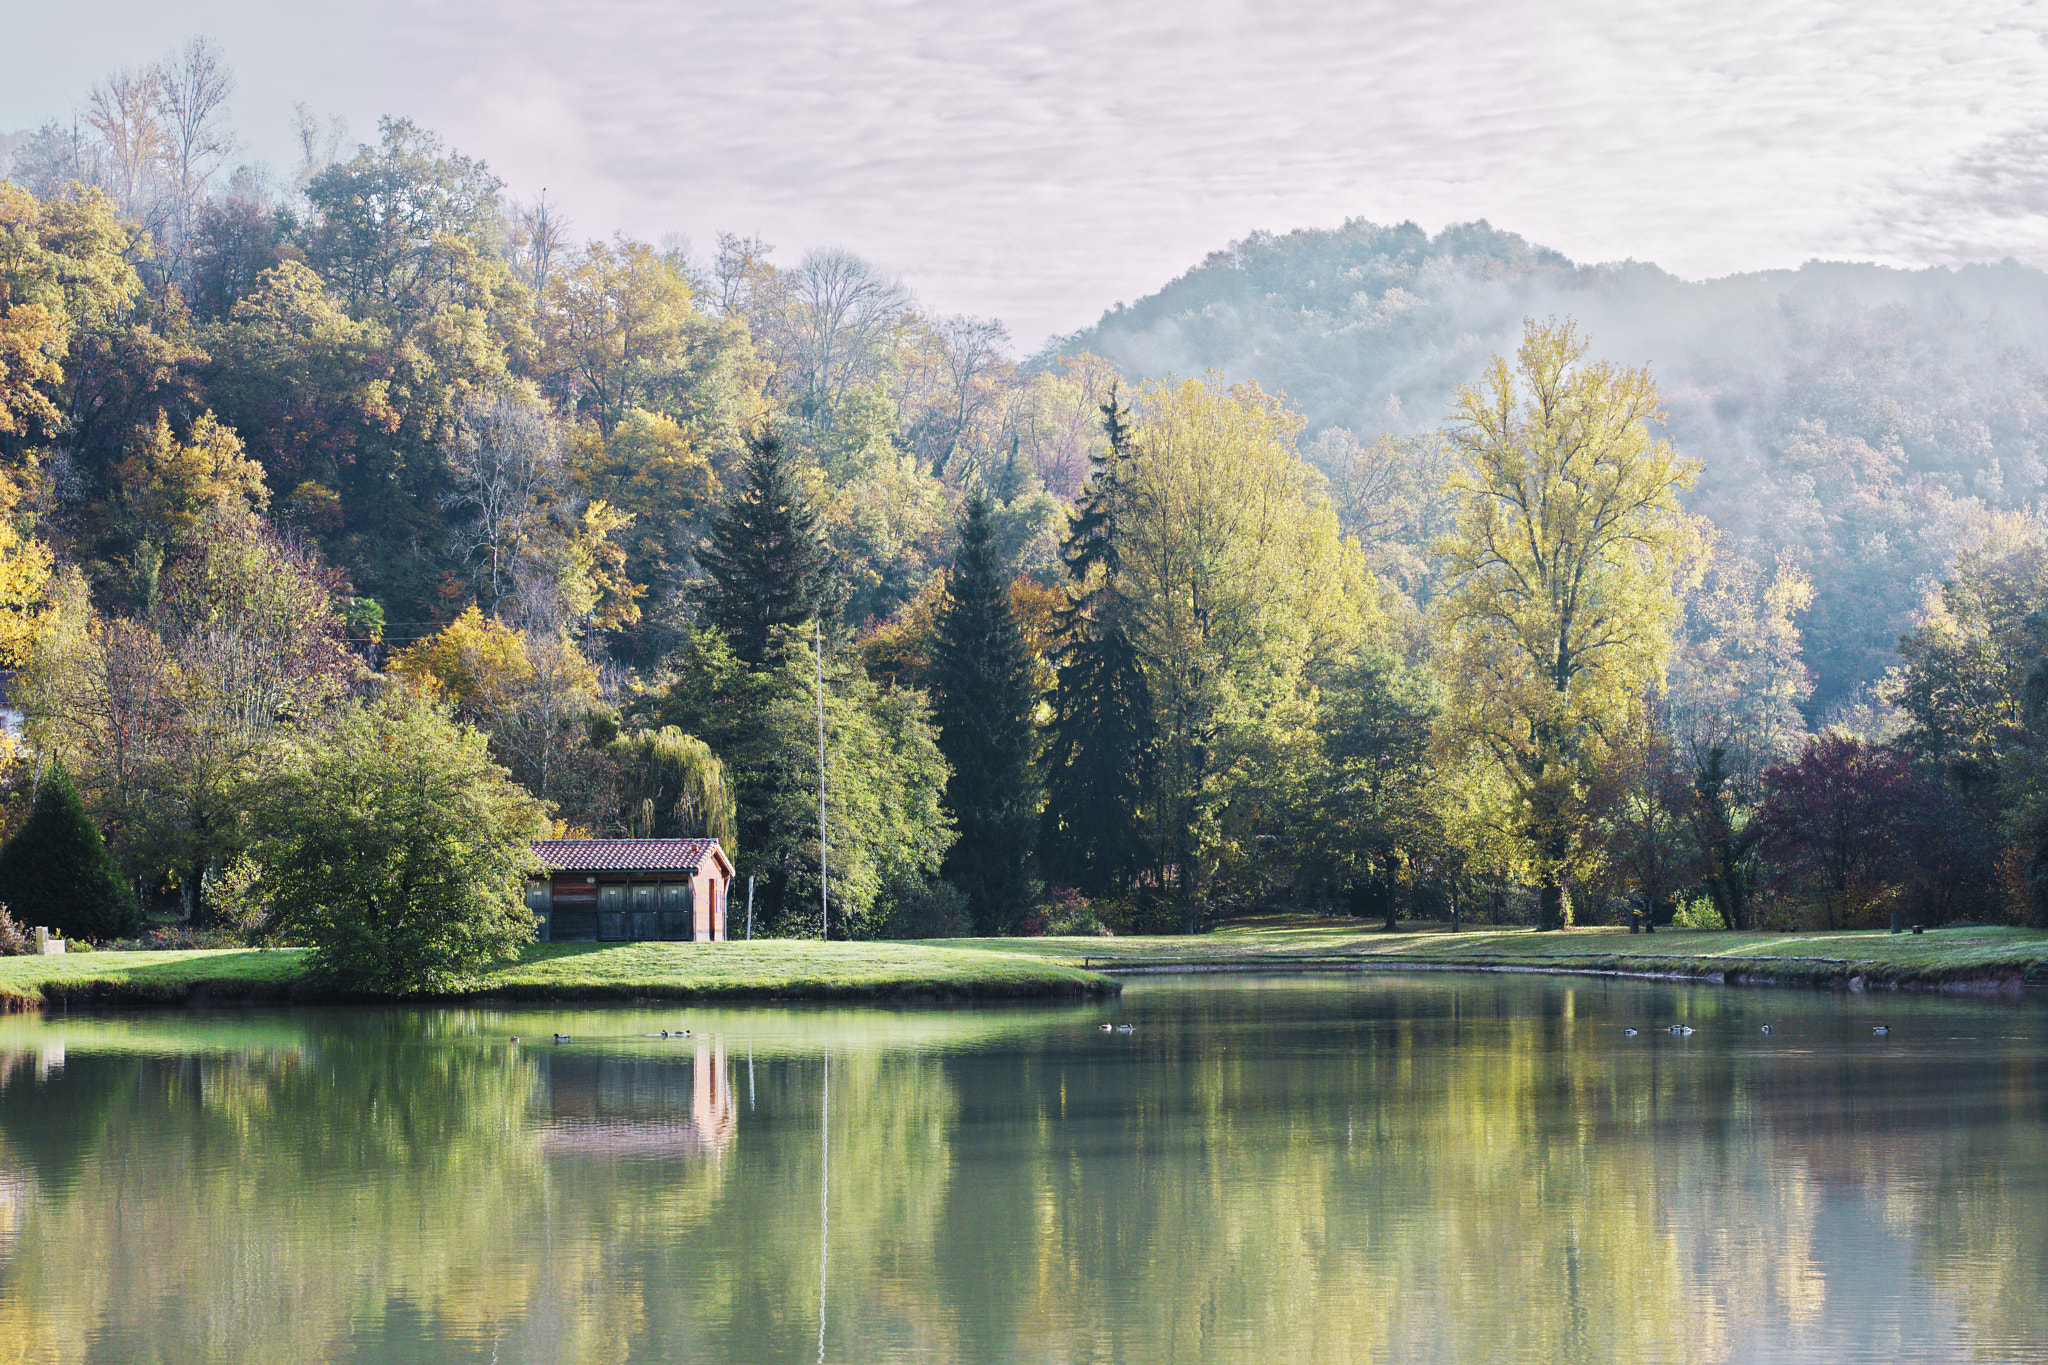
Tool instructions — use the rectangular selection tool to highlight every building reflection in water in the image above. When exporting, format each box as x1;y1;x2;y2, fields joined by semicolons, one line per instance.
535;1037;737;1160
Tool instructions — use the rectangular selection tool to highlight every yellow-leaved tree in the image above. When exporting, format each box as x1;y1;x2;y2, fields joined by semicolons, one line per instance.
388;604;604;812
1438;319;1705;929
0;472;54;665
0;182;143;453
1120;374;1378;926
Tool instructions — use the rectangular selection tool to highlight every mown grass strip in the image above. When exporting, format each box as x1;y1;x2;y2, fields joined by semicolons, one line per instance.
988;922;2048;991
0;941;1118;1011
5;922;2042;1011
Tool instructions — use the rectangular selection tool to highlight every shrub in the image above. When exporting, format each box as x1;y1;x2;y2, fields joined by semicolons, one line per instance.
1092;892;1184;935
247;691;546;993
0;907;27;956
100;925;254;951
877;881;971;939
0;763;139;940
1671;896;1725;931
1043;888;1114;937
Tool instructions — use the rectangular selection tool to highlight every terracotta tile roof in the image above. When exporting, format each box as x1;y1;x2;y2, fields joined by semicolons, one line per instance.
532;839;722;872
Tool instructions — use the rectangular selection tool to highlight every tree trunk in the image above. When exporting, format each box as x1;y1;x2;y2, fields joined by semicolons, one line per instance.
187;855;211;930
1539;881;1569;931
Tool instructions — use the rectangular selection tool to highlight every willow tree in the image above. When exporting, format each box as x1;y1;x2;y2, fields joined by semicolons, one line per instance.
1439;320;1703;929
607;726;737;849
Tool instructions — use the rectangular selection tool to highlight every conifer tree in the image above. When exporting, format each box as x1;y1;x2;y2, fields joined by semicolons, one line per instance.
1040;387;1156;894
692;426;839;664
0;763;139;940
929;491;1039;933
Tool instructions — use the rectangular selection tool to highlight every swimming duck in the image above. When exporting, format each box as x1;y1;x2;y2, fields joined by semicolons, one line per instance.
1677;1025;1695;1036
1872;1025;1890;1036
1759;1024;1771;1035
553;1033;571;1043
1115;1023;1134;1033
1100;1024;1113;1032
1623;1028;1639;1037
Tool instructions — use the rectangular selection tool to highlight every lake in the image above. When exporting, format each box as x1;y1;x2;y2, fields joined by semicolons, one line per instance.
0;974;2042;1363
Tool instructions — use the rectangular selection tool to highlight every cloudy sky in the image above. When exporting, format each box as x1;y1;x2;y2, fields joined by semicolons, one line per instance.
9;0;2048;348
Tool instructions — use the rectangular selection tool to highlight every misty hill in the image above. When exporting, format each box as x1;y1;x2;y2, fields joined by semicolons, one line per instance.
1052;219;2048;714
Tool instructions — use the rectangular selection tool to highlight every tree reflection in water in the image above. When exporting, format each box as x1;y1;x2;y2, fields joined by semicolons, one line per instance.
0;981;2038;1364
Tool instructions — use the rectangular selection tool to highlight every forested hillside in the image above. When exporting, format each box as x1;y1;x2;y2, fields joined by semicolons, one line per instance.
6;41;2048;961
1056;219;2048;715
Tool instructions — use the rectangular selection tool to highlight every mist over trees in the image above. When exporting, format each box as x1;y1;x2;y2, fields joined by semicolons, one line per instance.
1055;218;2048;719
6;39;2048;942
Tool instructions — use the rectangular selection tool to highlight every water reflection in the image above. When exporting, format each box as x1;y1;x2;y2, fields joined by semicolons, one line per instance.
0;981;2037;1363
540;1039;737;1160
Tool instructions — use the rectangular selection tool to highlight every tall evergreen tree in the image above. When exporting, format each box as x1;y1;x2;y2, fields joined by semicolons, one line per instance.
0;763;140;940
929;491;1039;933
692;426;839;664
1040;388;1156;894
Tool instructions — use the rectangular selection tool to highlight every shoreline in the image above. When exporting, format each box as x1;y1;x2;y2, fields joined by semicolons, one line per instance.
1081;954;2044;995
0;942;1123;1013
7;924;2046;1012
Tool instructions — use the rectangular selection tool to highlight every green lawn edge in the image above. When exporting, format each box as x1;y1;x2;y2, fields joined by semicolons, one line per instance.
0;941;1119;1011
956;921;2048;993
5;922;2045;1012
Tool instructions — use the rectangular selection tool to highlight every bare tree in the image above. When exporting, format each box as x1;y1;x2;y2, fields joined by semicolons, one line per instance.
712;231;776;316
158;37;238;264
442;396;565;613
86;63;167;221
508;190;572;296
767;248;911;427
899;314;1010;478
290;104;349;190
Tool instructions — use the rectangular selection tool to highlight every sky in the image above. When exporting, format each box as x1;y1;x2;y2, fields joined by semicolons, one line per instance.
8;0;2048;350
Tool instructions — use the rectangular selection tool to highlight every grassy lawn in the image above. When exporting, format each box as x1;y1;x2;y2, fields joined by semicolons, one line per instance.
0;940;1115;1009
4;918;2043;1010
489;940;1114;999
948;916;2048;988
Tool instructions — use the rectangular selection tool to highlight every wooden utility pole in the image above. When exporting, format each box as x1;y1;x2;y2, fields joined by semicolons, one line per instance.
816;619;829;942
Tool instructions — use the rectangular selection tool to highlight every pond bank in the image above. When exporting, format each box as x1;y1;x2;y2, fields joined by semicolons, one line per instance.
1004;923;2048;996
10;924;2045;1011
0;941;1121;1012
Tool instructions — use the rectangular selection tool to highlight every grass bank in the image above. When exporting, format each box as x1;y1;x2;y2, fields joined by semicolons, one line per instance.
10;921;2044;1012
956;919;2048;994
0;940;1118;1011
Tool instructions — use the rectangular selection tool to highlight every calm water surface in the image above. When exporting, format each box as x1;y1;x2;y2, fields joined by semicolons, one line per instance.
0;975;2044;1363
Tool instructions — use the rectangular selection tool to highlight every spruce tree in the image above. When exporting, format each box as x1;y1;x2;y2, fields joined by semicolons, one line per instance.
0;763;139;940
1040;387;1156;894
929;491;1040;934
692;426;839;664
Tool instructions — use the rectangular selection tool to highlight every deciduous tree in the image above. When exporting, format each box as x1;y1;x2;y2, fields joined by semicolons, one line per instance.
1438;319;1704;929
1117;373;1372;926
247;689;546;993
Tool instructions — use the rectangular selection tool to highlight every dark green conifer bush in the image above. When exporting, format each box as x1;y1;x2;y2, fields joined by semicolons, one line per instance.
0;764;140;940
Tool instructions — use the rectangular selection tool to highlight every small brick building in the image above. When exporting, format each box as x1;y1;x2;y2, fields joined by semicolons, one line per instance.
528;839;735;943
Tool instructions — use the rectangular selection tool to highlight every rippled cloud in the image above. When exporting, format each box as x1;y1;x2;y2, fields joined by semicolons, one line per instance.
7;0;2047;346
